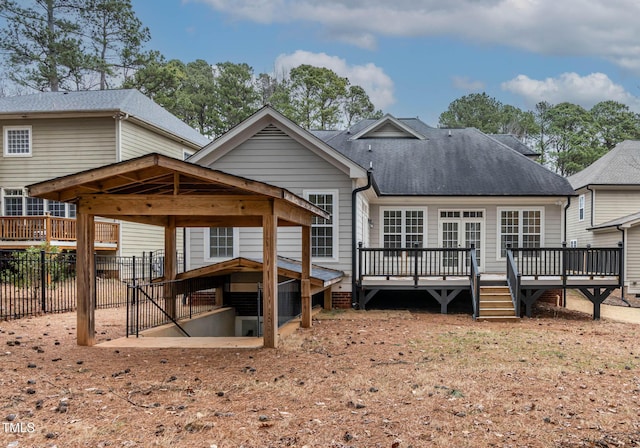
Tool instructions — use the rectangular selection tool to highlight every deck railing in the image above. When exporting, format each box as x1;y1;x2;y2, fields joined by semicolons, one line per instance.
126;275;219;337
506;249;522;317
0;216;119;247
358;244;473;286
469;246;481;318
509;244;623;284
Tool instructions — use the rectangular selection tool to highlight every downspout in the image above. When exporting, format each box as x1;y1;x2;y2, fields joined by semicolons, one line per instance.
563;196;571;307
563;196;571;243
616;225;630;306
586;185;595;228
351;169;373;308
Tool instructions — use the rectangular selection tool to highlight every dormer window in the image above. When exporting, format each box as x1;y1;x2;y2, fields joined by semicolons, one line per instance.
4;126;32;157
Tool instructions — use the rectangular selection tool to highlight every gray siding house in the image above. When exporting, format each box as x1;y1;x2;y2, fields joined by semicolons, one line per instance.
0;89;209;256
188;107;577;310
567;140;640;295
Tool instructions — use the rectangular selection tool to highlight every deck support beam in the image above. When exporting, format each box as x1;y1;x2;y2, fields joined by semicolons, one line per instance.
76;212;96;346
323;288;332;310
262;210;278;348
521;289;546;317
427;288;464;314
579;287;615;320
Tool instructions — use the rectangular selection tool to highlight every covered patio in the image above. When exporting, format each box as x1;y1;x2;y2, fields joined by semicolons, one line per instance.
27;153;329;348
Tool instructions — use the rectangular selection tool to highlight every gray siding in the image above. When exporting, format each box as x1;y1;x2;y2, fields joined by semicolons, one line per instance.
368;200;563;273
189;136;353;281
0;118;115;187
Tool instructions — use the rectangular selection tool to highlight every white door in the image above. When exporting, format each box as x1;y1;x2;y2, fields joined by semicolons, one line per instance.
439;210;484;271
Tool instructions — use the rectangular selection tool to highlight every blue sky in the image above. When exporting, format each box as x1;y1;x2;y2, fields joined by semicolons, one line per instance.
131;0;640;125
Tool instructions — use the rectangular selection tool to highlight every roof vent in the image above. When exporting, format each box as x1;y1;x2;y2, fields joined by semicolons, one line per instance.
368;144;372;152
448;130;452;137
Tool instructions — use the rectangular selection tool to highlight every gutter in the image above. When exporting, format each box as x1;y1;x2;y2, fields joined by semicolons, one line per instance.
586;185;595;228
351;169;373;308
563;195;571;243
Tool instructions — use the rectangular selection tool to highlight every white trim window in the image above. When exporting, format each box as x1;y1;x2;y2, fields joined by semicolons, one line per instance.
3;126;32;157
380;207;427;249
304;190;338;260
205;227;238;261
1;188;76;217
578;194;585;222
570;239;578;248
498;208;544;257
182;149;194;161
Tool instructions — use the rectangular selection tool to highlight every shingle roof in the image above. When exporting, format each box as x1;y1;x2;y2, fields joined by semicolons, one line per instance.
314;118;574;196
487;134;539;157
0;89;210;147
568;140;640;189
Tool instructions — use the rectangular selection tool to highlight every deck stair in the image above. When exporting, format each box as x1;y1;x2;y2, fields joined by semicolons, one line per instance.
477;286;519;322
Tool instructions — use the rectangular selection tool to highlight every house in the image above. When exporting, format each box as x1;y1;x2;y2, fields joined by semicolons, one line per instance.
187;107;613;317
0;89;209;256
567;140;640;295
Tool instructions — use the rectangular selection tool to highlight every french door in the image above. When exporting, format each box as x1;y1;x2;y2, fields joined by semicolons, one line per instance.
440;210;484;271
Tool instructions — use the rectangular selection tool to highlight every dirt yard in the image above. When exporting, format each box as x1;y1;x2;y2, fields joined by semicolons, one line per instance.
1;302;639;448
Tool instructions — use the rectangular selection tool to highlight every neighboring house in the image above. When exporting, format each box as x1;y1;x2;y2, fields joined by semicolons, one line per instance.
567;140;640;295
188;107;577;310
0;89;209;257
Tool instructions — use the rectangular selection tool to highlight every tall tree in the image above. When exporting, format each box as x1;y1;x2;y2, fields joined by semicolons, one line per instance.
211;62;260;136
80;0;150;89
438;93;504;133
289;65;348;129
545;102;599;176
0;0;90;91
590;100;640;151
500;105;538;139
0;0;151;91
533;101;553;166
344;85;382;127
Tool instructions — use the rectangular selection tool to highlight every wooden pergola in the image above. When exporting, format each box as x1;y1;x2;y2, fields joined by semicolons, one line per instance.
27;153;329;348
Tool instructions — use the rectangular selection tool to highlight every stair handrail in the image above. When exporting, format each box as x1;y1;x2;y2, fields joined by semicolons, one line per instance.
469;244;480;319
506;245;521;317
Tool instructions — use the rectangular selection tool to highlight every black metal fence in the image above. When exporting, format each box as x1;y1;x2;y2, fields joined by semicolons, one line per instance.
0;249;184;320
126;276;219;337
256;279;302;334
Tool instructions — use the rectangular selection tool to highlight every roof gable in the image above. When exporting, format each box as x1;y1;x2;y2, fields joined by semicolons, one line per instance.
349;114;426;140
569;140;640;189
189;106;367;179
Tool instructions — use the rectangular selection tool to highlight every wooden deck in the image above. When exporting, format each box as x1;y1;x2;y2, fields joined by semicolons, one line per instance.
357;246;624;320
0;216;119;250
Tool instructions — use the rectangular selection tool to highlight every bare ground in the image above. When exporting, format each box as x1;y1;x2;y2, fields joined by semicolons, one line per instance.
1;302;640;448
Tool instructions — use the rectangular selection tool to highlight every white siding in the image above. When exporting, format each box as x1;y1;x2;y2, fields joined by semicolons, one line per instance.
189;136;353;283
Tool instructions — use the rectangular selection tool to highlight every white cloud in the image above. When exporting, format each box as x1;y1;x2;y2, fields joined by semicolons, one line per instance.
451;76;485;92
501;72;640;111
190;0;640;73
274;50;395;109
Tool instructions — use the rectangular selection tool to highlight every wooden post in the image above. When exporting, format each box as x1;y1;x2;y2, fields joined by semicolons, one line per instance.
323;288;332;310
301;225;312;328
164;217;177;319
262;211;278;348
76;211;96;346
